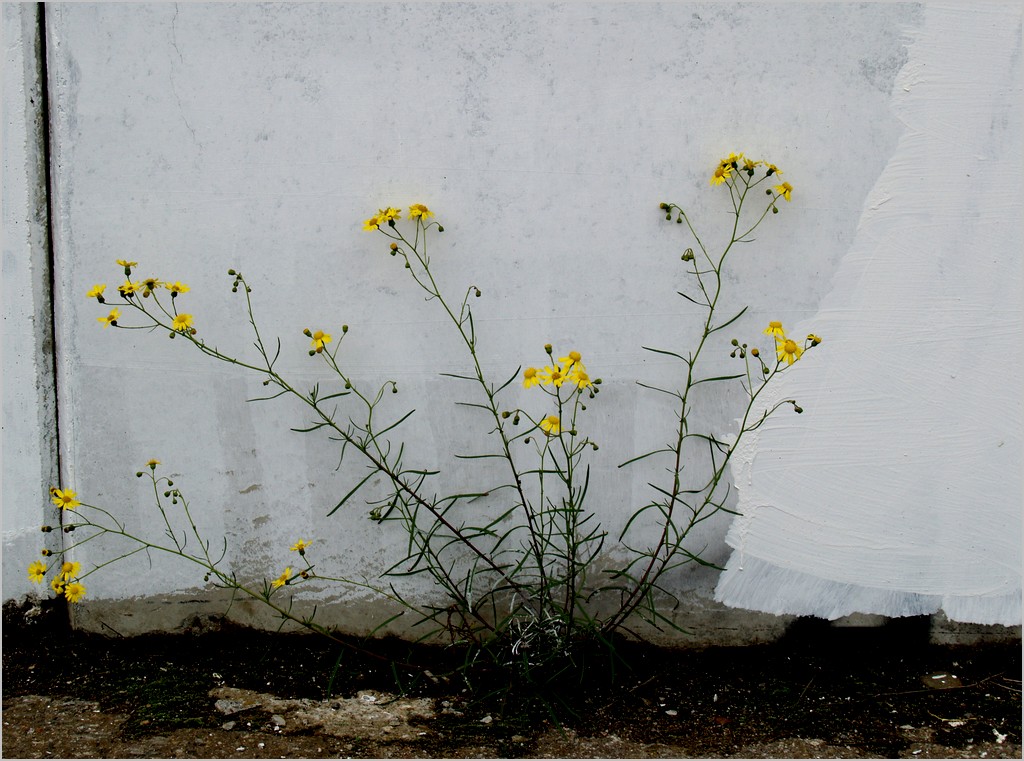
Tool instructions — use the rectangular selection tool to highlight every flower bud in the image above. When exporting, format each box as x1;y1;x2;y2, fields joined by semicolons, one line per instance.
474;288;481;297
731;338;739;346
765;189;772;195
437;225;444;232
136;471;144;477
303;328;312;337
309;350;316;356
772;207;778;214
659;202;669;210
751;347;759;357
342;325;349;333
41;549;51;556
166;480;173;487
501;411;510;419
41;525;52;532
794;405;803;414
544;344;552;355
228;269;236;276
390;243;398;251
63;525;75;533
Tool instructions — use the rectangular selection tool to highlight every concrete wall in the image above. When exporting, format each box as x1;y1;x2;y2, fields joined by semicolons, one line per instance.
2;3;62;604
3;2;1020;642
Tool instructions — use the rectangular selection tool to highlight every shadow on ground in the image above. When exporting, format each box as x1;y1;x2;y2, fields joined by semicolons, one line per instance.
2;601;1020;758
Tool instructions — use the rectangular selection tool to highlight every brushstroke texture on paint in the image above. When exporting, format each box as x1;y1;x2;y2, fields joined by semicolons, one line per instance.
716;3;1023;626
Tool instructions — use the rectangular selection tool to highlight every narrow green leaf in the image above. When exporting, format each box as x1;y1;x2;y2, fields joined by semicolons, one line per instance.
707;305;748;334
325;469;378;517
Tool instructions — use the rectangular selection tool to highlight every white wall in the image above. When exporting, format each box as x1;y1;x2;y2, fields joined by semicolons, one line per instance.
716;2;1022;627
2;3;62;603
4;2;1019;637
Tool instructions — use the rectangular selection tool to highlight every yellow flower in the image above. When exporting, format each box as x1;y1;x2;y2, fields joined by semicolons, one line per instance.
763;321;786;339
539;415;561;436
51;488;80;510
378;207;401;223
710;164;732;186
64;582;86;603
569;367;593;389
807;334;822;346
172;313;193;332
310;330;331;352
28;560;47;583
362;213;381;231
522;367;540;389
118;280;141;297
743;158;761;172
765;163;783;176
97;308;120;328
558;350;584;369
116;259;138;269
538;365;567;387
777;337;804;365
271;567;292;589
87;284;106;300
50;577;65;595
141;277;162;295
774;182;793;202
147;459;160;469
165;281;190;294
59;561;81;580
290;539;311;553
409;204;433;220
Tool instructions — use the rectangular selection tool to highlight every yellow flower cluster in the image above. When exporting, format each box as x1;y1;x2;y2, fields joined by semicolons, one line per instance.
522;350;591;391
90;261;195;334
522;350;595;437
363;204;433;231
29;523;86;603
710;152;793;201
762;322;821;365
34;487;87;601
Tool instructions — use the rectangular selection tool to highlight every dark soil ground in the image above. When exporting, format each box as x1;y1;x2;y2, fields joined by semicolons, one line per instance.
2;601;1020;759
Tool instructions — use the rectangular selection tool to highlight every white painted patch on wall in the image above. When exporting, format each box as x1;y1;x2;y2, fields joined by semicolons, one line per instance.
716;3;1023;627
